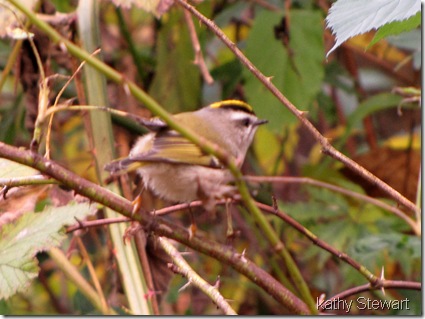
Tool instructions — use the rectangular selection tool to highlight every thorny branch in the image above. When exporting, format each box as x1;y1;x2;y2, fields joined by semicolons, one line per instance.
174;0;419;215
64;198;421;300
183;9;214;84
0;141;309;315
159;237;237;315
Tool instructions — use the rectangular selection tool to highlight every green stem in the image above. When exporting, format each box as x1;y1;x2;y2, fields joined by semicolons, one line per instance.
76;0;152;314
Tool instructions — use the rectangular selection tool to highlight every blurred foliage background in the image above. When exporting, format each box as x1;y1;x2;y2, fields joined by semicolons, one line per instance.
0;0;421;315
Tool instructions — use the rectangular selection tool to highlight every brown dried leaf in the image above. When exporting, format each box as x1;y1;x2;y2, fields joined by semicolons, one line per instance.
342;147;420;202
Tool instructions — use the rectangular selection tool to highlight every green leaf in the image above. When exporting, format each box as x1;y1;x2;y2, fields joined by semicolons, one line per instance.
349;233;421;275
244;9;324;132
149;10;200;113
0;203;95;300
253;126;286;175
369;12;421;48
210;59;243;99
280;187;349;223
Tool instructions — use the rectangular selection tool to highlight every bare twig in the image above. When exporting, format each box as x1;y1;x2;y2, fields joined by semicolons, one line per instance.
66;198;243;233
183;9;214;84
45;49;101;159
159;237;237;315
67;194;412;304
256;200;381;286
174;0;419;215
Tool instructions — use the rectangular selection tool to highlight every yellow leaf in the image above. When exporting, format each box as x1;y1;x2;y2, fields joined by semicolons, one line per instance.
253;126;285;175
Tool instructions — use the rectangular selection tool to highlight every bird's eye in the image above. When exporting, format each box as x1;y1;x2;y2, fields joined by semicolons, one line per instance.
241;118;251;127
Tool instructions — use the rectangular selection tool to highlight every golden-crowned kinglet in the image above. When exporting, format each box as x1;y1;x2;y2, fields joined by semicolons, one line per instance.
105;100;267;211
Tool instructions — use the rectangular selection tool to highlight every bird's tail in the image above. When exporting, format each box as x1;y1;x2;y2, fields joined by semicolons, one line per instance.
104;158;144;175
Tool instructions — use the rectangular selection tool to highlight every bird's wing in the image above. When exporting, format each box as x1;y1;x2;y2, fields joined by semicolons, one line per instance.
130;132;221;168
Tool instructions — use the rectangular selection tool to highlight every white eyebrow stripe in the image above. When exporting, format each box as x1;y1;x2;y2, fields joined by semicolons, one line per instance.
229;111;256;121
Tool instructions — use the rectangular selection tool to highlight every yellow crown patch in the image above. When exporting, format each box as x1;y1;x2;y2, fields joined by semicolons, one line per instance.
208;100;254;114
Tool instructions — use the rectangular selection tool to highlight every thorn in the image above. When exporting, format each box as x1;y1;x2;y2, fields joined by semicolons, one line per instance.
214;275;221;289
59;41;67;52
167;262;179;274
123;83;131;96
187;203;197;240
234;155;244;167
178;280;192;292
123;222;142;245
73;217;88;235
131;187;145;217
238;248;248;263
179;251;193;256
123;232;131;246
265;76;274;82
298;110;309;117
0;185;10;199
188;223;197;240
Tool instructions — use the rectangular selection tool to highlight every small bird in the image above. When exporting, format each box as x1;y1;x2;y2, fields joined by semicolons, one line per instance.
105;100;267;212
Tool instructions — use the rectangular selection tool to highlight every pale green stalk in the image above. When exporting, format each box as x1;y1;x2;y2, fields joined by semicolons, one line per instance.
76;1;152;314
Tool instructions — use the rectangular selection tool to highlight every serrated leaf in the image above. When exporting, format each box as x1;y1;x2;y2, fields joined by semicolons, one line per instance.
326;0;420;56
369;12;421;48
350;233;421;274
0;202;95;300
0;158;40;179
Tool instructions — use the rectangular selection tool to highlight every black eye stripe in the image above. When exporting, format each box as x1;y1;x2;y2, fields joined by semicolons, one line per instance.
241;118;251;126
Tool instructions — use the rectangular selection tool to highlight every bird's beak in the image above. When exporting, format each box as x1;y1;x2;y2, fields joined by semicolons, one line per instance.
254;119;268;126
